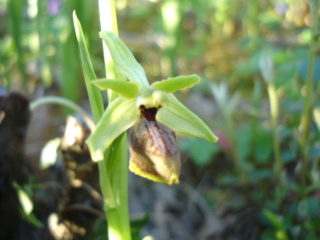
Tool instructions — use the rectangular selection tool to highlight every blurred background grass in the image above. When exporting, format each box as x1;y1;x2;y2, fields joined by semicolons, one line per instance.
1;0;320;239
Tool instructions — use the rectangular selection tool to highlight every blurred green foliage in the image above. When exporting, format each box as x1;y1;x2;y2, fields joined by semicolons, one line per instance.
1;0;99;103
1;0;320;239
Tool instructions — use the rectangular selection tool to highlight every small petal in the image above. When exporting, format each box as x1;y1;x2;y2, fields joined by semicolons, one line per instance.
151;74;200;93
129;118;180;185
156;94;218;143
86;98;139;161
92;78;139;98
99;31;149;88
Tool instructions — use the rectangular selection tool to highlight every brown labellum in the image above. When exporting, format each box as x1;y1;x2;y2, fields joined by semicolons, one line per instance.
128;107;180;185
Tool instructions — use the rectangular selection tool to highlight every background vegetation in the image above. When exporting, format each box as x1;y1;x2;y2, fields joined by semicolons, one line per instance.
1;0;320;239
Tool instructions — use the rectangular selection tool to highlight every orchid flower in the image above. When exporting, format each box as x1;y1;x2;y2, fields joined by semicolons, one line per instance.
86;31;218;185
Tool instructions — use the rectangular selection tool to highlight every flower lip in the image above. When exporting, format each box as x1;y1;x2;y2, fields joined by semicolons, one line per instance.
139;105;160;122
128;113;180;185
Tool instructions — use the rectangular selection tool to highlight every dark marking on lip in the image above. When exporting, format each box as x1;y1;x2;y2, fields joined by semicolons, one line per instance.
139;105;159;121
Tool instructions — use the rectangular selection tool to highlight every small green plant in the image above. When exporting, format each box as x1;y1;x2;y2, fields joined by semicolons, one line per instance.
73;0;218;238
79;28;218;239
259;50;283;184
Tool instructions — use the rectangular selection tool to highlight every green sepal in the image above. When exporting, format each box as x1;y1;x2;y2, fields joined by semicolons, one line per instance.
86;98;139;161
156;94;218;143
92;79;139;98
99;31;149;88
151;74;200;93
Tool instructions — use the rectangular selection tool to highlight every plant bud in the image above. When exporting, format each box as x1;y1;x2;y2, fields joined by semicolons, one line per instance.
128;108;180;185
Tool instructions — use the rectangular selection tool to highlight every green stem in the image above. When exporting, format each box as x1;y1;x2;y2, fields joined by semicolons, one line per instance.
29;96;95;131
103;134;131;240
98;0;131;239
248;0;259;37
299;0;318;187
299;49;315;186
99;0;119;102
267;84;282;183
8;0;27;87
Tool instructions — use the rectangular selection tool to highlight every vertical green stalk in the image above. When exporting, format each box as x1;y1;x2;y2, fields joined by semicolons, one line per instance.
160;0;181;76
98;0;131;239
99;0;119;101
248;0;258;37
74;9;130;239
299;0;318;187
37;0;52;87
7;0;27;86
260;49;282;184
267;84;282;183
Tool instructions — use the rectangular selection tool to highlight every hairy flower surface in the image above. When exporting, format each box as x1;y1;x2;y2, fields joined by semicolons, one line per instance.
86;31;218;184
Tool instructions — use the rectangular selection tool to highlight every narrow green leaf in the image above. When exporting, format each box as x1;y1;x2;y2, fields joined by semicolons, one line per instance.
86;98;139;161
156;94;218;143
92;79;139;98
13;182;43;227
262;209;283;229
22;212;43;228
99;31;149;88
73;12;104;123
151;74;200;93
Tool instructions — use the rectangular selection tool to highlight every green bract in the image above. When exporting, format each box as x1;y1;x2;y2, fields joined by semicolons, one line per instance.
86;31;218;184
